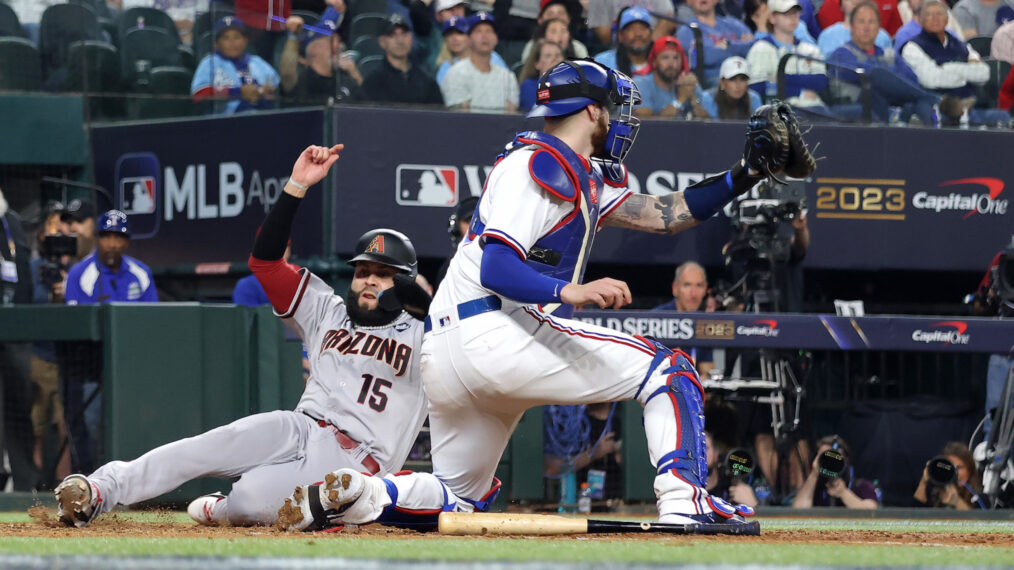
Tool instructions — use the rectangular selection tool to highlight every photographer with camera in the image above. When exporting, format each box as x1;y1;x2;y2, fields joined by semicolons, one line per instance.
29;202;77;489
972;236;1014;443
792;435;879;509
705;431;769;508
913;442;986;509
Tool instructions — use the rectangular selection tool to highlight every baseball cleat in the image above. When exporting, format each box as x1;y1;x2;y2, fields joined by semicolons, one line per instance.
276;469;365;532
187;492;226;525
658;511;750;525
54;474;102;528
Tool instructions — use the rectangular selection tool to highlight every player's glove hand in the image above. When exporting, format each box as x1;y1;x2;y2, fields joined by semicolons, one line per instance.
743;101;816;182
743;102;790;179
377;273;431;321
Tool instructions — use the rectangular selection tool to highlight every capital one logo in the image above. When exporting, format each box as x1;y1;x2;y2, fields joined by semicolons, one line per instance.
912;178;1008;218
396;164;458;207
911;321;970;345
736;319;780;337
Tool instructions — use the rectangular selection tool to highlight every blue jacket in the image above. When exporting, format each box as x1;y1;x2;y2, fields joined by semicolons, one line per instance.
828;41;919;85
232;274;270;306
65;252;158;305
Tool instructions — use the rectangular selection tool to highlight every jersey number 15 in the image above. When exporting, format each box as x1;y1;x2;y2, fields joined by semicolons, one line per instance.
357;373;392;412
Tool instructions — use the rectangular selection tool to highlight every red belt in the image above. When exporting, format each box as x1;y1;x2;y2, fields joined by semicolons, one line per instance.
316;419;381;475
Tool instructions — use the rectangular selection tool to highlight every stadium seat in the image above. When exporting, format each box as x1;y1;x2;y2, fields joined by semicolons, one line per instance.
68;0;113;20
121;27;183;87
118;7;181;46
352;35;384;58
65;40;122;119
39;4;105;77
0;3;26;38
351;0;389;17
178;44;196;71
0;37;41;90
357;54;385;78
967;35;992;58
292;9;322;27
129;65;193;120
978;59;1012;109
350;13;389;41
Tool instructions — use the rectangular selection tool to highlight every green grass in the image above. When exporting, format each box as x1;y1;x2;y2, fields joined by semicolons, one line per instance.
3;513;1013;565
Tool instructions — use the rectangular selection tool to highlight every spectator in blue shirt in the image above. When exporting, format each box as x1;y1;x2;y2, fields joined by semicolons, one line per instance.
594;6;656;77
632;35;709;118
233;240;292;306
65;211;157;305
828;1;939;124
701;56;764;118
191;16;281;115
817;0;893;57
677;0;756;88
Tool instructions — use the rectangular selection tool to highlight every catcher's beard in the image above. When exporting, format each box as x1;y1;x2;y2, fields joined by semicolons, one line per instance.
346;287;402;327
590;108;610;159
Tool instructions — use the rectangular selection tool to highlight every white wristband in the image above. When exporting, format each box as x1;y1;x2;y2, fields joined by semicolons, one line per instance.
288;179;309;191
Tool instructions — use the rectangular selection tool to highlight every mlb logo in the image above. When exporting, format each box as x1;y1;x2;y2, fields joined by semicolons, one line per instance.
120;177;156;215
114;152;161;239
396;164;458;207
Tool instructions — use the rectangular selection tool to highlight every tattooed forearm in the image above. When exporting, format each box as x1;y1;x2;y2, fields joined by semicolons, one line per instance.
604;192;699;234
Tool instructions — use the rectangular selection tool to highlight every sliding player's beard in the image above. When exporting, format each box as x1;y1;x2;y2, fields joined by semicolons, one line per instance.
346;287;402;327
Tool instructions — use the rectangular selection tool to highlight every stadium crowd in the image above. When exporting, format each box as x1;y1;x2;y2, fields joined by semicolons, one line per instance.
1;0;1012;125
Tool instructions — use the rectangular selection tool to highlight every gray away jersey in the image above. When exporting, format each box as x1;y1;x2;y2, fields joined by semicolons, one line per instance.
279;269;428;474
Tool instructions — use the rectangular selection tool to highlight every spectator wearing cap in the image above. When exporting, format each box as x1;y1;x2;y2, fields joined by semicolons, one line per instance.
817;0;893;57
65;210;157;306
518;38;566;110
818;0;903;35
901;0;1010;126
828;1;938;125
633;36;708;118
594;6;655;77
952;0;1014;37
435;16;511;85
63;210;156;474
362;14;444;105
588;0;676;48
279;13;362;104
0;186;40;491
520;0;589;61
442;12;520;112
676;0;755;88
746;0;828;108
700;56;763;118
423;0;471;71
60;199;98;261
745;0;819;45
191;16;281;115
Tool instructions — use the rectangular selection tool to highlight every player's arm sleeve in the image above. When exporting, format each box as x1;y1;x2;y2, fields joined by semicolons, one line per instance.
480;240;570;304
250;191;304;314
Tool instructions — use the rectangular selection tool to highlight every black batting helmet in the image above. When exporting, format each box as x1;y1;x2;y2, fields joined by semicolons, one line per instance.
348;228;418;276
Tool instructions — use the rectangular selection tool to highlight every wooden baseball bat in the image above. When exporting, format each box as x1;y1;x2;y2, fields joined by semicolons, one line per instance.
437;512;760;536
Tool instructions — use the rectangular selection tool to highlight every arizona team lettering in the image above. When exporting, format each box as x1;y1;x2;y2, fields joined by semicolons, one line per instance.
320;329;413;376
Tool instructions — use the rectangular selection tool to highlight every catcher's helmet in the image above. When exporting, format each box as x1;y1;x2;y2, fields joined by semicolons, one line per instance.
348;228;418;276
527;59;641;175
97;209;130;237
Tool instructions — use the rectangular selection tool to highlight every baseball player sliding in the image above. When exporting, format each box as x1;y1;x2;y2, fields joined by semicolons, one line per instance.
278;59;815;532
54;145;433;527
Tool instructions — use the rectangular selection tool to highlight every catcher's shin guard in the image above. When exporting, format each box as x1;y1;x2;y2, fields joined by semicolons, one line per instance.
635;342;710;516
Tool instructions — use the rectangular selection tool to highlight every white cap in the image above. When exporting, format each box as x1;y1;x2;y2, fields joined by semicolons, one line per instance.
719;56;751;80
435;0;468;12
767;0;801;13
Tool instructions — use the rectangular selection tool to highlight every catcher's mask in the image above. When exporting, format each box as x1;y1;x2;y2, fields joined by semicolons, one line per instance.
527;59;641;178
348;228;418;277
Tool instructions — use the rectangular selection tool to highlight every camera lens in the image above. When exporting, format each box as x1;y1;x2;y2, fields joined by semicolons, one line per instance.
817;449;846;481
926;455;957;487
724;448;755;479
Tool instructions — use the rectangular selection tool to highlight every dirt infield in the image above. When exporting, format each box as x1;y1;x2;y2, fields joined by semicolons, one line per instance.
12;507;1012;547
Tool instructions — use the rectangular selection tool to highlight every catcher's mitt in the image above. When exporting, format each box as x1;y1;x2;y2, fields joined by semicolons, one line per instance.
743;101;816;182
